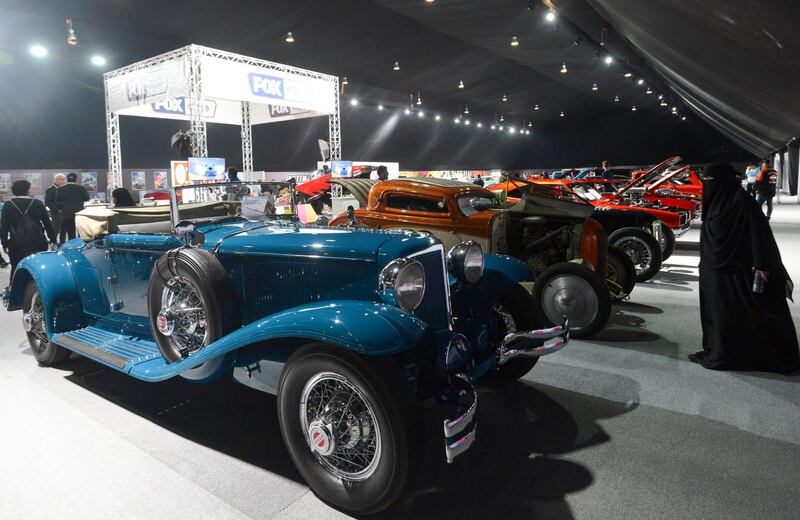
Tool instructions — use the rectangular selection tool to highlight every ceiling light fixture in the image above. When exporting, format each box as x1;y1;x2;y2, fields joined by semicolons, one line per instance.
645;87;653;94
65;18;78;46
498;125;504;130
435;114;441;120
592;82;598;91
465;119;471;125
510;36;519;47
342;76;348;85
477;122;482;128
560;111;565;117
534;104;539;111
545;10;556;22
660;100;668;107
658;94;664;100
624;71;633;78
528;121;532;127
350;98;358;106
378;104;384;110
491;124;496;130
458;79;465;89
30;45;47;57
464;105;469;115
681;116;686;121
404;108;411;115
560;62;567;74
500;114;504;122
502;94;508;102
90;55;106;66
631;105;637;112
671;106;678;114
509;127;516;134
285;31;295;43
614;95;620;102
425;0;435;3
637;78;645;85
418;110;424;117
454;117;461;124
393;61;400;71
416;92;422;105
604;55;613;65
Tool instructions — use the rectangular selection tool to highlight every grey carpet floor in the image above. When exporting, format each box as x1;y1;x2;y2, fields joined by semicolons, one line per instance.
1;203;799;520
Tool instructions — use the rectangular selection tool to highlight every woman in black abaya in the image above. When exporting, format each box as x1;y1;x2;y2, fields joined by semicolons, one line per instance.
692;163;799;373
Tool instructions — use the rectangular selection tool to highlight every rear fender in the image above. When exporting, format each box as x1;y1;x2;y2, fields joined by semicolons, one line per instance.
129;300;428;382
6;252;85;334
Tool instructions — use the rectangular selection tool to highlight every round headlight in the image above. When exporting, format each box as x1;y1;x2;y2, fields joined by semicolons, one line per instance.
447;241;484;283
379;258;426;311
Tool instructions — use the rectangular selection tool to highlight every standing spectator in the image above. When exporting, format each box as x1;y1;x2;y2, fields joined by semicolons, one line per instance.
691;163;798;373
1;180;57;278
744;164;758;196
224;167;250;201
599;161;614;192
55;172;89;243
755;163;778;220
376;165;389;182
473;174;484;187
45;173;66;237
111;187;136;207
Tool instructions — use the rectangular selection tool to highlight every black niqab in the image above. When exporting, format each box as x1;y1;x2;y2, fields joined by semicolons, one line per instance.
697;163;799;373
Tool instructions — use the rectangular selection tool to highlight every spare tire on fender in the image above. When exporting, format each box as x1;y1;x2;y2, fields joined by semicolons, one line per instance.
148;248;240;379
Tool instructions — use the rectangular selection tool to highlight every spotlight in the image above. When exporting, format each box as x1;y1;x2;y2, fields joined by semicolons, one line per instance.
502;94;508;102
528;121;532;127
508;127;516;133
378;104;384;110
435;114;441;120
418;110;424;117
592;82;598;91
637;79;645;85
645;87;653;94
560;111;565;117
350;98;358;106
90;55;106;66
658;94;664;100
416;92;422;105
631;105;637;112
464;105;470;115
404;108;411;115
500;114;504;122
454;117;461;124
342;76;349;85
458;79;465;89
491;125;496;130
545;11;556;22
393;61;400;71
560;62;567;74
624;71;633;78
498;125;504;130
510;36;519;47
476;122;482;128
671;106;677;114
534;104;539;111
614;95;620;102
681;116;687;121
604;55;613;65
464;119;471;125
660;100;667;107
29;45;47;57
426;0;435;3
285;31;295;43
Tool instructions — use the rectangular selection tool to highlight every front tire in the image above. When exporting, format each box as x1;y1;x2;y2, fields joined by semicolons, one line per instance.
606;245;636;300
608;227;663;282
22;280;70;365
532;262;610;339
278;345;421;515
484;283;540;383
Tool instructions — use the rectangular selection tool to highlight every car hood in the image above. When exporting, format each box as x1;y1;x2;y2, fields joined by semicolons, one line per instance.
200;220;406;262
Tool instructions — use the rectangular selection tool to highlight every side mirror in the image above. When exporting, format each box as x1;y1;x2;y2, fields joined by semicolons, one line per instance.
315;215;329;227
470;197;493;211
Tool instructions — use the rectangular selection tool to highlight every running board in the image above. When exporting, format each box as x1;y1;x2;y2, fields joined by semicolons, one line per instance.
53;326;164;373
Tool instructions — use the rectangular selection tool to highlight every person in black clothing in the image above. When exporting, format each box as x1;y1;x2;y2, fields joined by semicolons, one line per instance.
112;187;136;207
55;172;89;243
1;180;57;278
473;174;485;187
376;165;389;182
44;173;66;239
691;163;799;374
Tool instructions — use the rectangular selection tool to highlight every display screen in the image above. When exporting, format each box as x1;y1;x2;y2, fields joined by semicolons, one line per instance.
187;157;226;181
331;160;353;178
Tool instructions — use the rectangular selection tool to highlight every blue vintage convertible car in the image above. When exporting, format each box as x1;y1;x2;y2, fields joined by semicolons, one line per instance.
4;181;567;514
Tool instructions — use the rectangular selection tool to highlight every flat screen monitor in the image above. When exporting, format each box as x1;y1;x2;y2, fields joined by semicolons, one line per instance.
188;157;226;181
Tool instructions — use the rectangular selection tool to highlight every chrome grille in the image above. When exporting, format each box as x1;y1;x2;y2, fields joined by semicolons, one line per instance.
409;248;451;331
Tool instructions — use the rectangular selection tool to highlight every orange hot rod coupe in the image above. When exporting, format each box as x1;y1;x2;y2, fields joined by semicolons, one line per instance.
327;178;636;339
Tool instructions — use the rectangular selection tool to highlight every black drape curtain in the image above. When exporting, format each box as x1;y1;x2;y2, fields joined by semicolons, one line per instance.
787;143;799;196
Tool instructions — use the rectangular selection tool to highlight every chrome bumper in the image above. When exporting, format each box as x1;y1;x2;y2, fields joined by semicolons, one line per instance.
497;320;569;366
673;222;692;238
443;376;477;463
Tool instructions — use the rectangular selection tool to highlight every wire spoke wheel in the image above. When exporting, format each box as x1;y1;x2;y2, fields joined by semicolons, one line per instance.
23;290;49;352
159;276;208;357
300;372;382;481
615;236;653;276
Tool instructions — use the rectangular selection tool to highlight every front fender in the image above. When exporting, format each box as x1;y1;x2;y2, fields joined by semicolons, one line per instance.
7;252;85;334
129;300;428;381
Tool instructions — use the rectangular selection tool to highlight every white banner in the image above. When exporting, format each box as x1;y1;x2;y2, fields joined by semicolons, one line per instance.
107;57;190;113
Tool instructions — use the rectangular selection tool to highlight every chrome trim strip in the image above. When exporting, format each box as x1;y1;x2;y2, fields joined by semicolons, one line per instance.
443;391;478;438
54;334;129;369
445;428;476;464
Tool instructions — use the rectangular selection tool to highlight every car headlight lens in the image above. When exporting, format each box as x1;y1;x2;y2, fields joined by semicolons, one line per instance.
447;241;484;283
379;258;426;311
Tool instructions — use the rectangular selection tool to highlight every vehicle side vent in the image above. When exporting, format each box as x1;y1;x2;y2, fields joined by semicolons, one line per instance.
242;260;321;321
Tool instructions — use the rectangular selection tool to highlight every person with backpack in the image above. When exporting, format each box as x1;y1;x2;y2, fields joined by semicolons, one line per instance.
754;161;778;220
0;180;57;279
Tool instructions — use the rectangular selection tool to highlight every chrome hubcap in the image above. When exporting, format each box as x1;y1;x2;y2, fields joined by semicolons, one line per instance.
24;291;49;349
615;236;653;275
541;275;598;329
300;372;381;481
160;276;207;356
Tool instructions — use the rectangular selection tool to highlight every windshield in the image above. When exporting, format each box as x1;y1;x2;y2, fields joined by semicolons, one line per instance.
457;194;502;216
172;181;297;225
